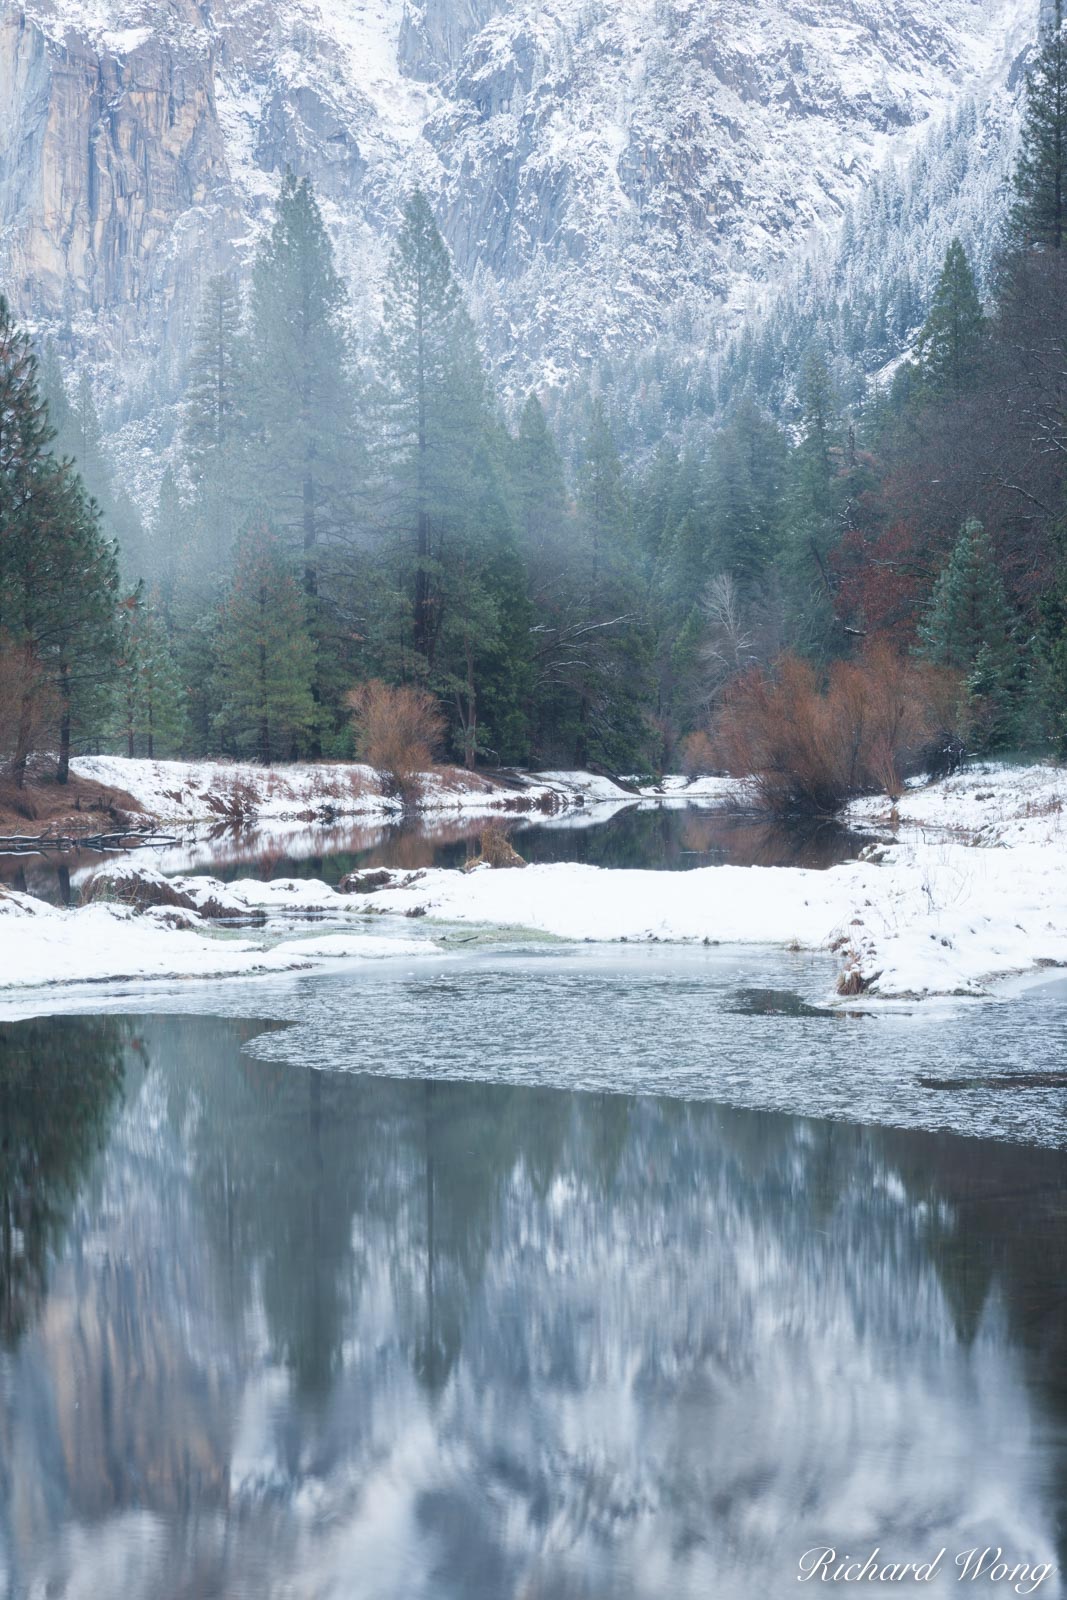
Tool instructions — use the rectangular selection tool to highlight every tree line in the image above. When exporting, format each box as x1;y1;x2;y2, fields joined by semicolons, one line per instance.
1;4;1065;800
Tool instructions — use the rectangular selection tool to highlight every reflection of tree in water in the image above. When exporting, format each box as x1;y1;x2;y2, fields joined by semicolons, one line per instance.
0;1017;127;1347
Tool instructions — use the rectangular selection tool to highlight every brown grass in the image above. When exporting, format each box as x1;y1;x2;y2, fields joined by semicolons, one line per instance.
464;823;527;870
0;768;144;837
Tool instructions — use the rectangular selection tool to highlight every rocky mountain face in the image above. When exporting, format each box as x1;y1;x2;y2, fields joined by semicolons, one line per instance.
0;0;1042;414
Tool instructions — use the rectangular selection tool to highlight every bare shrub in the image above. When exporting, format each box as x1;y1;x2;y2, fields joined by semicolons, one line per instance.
0;637;60;788
679;730;718;778
715;645;961;816
346;680;445;801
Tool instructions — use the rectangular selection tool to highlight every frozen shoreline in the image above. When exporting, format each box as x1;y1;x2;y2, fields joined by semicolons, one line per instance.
1;762;1064;1009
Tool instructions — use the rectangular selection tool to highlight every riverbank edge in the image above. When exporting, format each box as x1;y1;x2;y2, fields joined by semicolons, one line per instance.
0;761;1063;1008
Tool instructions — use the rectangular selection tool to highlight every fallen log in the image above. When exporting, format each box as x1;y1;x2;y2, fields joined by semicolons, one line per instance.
0;828;180;855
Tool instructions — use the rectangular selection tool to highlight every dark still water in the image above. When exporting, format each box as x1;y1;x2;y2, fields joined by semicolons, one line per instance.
1;1011;1065;1599
0;803;874;903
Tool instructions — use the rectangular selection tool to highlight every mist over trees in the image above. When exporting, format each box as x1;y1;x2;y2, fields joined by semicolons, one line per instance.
2;2;1066;801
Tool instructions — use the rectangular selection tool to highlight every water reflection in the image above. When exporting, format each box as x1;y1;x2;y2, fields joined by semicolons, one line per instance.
0;805;875;903
0;1014;1064;1598
0;1016;126;1346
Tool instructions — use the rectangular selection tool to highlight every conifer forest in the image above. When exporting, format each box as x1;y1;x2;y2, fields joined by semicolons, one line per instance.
1;10;1065;802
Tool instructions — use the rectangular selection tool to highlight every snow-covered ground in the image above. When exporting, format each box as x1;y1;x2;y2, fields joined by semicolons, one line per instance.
68;755;639;825
3;763;1064;1007
0;885;448;991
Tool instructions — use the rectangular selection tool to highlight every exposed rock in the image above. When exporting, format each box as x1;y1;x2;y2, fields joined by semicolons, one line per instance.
339;868;397;894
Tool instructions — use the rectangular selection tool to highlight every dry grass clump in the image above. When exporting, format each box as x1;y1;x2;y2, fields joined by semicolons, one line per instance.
464;823;527;870
345;680;445;802
715;643;960;816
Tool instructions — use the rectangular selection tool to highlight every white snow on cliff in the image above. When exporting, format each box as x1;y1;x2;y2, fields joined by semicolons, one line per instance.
3;0;1042;397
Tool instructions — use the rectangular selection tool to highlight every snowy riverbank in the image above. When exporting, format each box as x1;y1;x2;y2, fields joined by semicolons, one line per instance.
354;760;1067;999
0;762;1063;1006
66;755;659;826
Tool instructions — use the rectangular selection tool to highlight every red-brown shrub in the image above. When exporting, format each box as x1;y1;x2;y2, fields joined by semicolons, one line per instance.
345;680;445;800
679;730;718;778
714;644;961;815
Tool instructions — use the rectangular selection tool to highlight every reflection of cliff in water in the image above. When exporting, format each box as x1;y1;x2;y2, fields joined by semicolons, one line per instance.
1;1013;1064;1599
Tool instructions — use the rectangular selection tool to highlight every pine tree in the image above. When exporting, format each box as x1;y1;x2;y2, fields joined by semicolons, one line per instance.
919;519;1021;750
247;173;357;594
183;274;246;477
214;521;316;763
578;397;633;603
114;584;187;757
1011;0;1067;250
378;189;489;667
180;274;249;588
509;393;568;567
0;297;119;785
442;426;532;765
783;351;842;650
913;239;985;396
570;399;653;768
36;345;148;578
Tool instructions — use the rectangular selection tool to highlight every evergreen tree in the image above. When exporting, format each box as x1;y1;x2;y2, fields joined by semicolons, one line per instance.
0;297;119;785
378;189;489;667
1011;0;1067;250
509;393;568;567
183;274;246;477
913;239;985;396
180;273;249;589
578;398;633;603
36;345;147;578
569;400;652;768
214;521;317;763
247;172;357;594
1039;533;1067;755
919;519;1022;750
114;584;187;758
783;352;842;650
442;425;533;765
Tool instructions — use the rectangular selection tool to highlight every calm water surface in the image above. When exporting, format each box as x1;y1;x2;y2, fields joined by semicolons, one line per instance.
2;945;1066;1599
0;803;874;903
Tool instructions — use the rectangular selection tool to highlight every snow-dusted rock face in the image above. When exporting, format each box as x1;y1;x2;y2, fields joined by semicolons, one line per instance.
0;0;1040;393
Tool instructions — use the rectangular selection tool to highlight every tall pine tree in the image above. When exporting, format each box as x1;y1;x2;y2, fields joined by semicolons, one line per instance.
913;239;985;396
247;173;357;594
0;298;119;785
114;584;187;758
1011;0;1067;250
378;190;489;668
919;519;1021;751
